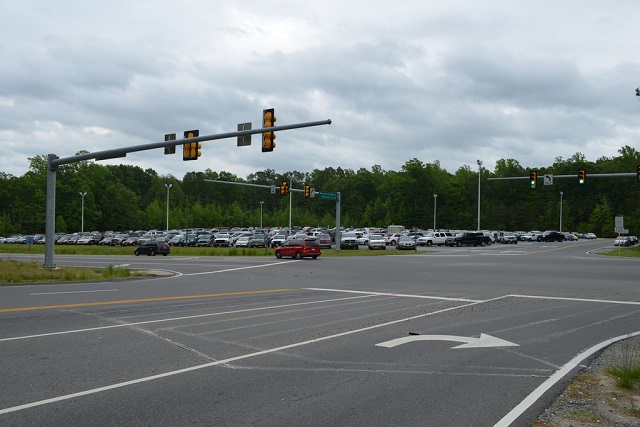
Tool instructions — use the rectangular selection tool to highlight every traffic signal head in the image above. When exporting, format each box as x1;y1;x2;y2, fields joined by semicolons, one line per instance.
280;181;289;195
262;108;276;152
529;171;537;190
304;184;311;198
578;169;586;184
182;130;201;161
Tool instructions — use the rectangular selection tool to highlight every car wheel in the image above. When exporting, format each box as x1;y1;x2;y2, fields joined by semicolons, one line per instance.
134;250;139;256
426;241;432;247
480;241;487;247
295;252;302;260
150;250;155;256
312;256;318;259
275;251;282;259
457;241;462;247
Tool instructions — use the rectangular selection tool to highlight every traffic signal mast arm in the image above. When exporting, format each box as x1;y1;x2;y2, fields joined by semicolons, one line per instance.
47;119;332;169
488;171;639;181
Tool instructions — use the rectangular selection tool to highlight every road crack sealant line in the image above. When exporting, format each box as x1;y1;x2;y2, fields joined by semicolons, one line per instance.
494;330;640;427
0;296;502;415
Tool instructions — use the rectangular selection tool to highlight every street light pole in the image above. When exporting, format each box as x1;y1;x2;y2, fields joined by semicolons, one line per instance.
164;183;172;232
433;194;437;230
477;160;482;231
79;192;87;233
560;192;563;232
260;200;264;229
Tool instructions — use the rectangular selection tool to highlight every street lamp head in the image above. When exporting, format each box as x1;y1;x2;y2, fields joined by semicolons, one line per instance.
79;192;86;196
165;183;172;189
476;159;482;167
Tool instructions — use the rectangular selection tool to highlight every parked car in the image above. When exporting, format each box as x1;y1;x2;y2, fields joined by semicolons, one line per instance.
357;234;371;245
521;231;543;242
76;234;94;245
541;231;565;242
446;232;491;247
134;240;171;256
385;233;402;246
613;236;631;247
316;233;332;249
235;236;251;247
501;233;518;244
275;238;321;260
98;237;114;245
121;236;140;246
417;232;453;246
584;233;597;239
111;233;130;245
340;232;359;250
397;235;417;250
248;233;267;248
270;234;287;248
367;234;386;250
564;232;579;241
212;233;231;247
195;234;214;247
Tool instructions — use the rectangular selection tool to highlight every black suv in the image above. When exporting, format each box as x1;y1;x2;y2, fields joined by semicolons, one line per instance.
541;231;565;242
134;240;171;256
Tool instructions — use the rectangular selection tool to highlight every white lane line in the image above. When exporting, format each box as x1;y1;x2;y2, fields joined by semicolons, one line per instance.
494;330;640;427
30;290;119;296
305;287;482;303
0;297;494;415
0;295;376;342
183;260;298;276
511;294;640;306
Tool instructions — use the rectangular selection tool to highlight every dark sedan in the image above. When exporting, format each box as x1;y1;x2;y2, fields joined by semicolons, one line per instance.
134;240;171;256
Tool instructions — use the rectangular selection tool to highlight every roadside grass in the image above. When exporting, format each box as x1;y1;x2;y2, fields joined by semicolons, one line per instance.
600;245;640;258
0;245;423;257
0;259;139;284
606;338;640;389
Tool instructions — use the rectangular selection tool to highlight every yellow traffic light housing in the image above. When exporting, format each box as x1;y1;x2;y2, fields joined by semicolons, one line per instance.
529;171;537;190
304;184;311;198
262;108;276;152
279;181;289;195
182;130;201;161
578;169;586;184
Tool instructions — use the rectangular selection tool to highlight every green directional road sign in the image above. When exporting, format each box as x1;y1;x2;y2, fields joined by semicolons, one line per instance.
317;191;338;201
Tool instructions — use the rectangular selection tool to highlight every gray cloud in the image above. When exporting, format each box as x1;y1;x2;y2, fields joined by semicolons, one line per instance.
1;0;639;179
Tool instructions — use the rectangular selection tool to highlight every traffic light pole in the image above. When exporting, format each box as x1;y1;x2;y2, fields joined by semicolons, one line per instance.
488;172;637;182
43;118;331;268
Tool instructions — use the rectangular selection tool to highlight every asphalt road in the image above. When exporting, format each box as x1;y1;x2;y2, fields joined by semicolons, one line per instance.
1;239;639;426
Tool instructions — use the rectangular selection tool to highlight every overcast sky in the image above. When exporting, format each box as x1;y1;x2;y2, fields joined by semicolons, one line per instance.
2;1;639;179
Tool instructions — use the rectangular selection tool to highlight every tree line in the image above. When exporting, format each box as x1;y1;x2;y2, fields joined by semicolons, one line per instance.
1;146;639;238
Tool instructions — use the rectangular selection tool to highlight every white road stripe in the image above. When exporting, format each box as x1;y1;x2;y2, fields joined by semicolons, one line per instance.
494;330;640;427
0;295;375;342
0;298;491;414
305;287;482;303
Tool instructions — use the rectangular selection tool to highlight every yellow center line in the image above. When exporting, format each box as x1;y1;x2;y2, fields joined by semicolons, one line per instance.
0;288;296;313
522;242;599;256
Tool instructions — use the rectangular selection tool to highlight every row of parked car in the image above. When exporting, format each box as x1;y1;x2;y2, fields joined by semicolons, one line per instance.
613;235;639;247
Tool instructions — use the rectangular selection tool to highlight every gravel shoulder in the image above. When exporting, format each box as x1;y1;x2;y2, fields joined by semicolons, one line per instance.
534;336;640;426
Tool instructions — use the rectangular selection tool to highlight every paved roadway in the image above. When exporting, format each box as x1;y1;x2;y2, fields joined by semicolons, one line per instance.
1;239;639;426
